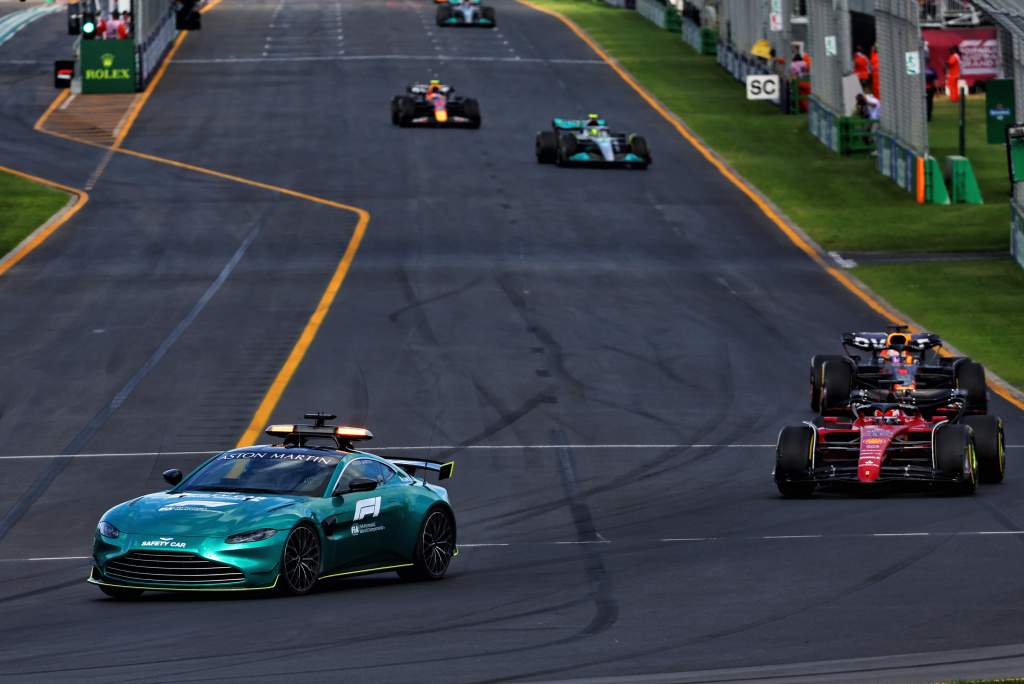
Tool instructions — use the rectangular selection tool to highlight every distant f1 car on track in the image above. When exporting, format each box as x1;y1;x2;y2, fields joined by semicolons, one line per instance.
810;325;989;415
89;413;457;599
437;0;496;27
391;80;481;128
773;389;1006;497
535;115;651;169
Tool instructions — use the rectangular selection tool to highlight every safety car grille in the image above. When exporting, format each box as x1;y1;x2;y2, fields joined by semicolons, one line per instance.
105;551;244;584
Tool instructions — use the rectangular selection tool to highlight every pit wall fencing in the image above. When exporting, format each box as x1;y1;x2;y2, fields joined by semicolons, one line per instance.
682;15;717;54
137;7;176;88
636;0;680;32
717;41;771;82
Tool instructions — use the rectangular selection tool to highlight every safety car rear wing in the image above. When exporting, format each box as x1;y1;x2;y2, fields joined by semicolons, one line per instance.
387;458;455;481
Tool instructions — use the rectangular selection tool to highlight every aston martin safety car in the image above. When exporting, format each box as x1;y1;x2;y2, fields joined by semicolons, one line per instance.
89;413;457;599
391;80;481;128
437;0;495;27
774;389;1006;497
535;115;651;169
811;326;989;415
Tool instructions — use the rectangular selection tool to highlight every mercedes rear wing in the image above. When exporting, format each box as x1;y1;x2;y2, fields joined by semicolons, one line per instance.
387;458;455;481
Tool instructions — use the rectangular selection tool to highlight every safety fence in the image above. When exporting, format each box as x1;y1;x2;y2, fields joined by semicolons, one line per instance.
681;15;716;55
636;0;680;32
1013;200;1024;269
805;0;846;119
137;5;176;88
717;42;771;82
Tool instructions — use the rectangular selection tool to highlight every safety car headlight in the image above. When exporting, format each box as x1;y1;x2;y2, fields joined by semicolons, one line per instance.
226;528;277;544
97;521;120;539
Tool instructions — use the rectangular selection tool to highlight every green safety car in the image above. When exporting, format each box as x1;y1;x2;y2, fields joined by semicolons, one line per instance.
88;413;457;599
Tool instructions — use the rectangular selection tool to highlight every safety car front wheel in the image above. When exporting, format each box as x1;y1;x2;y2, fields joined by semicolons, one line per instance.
278;523;321;595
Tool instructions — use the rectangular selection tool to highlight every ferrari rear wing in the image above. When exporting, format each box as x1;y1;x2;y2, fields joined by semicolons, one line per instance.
387;458;455;481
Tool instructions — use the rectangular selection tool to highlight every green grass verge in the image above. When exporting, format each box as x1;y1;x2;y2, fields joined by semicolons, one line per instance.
0;169;68;258
855;260;1024;388
530;0;1024;390
531;0;1009;253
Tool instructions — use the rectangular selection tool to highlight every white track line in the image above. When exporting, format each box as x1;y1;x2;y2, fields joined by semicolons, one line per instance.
4;531;1023;563
173;54;605;65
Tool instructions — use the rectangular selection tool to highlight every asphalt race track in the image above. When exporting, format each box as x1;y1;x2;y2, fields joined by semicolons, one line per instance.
2;1;1024;682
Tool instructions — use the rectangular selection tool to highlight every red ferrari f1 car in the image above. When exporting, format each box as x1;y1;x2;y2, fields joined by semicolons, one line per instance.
774;389;1006;497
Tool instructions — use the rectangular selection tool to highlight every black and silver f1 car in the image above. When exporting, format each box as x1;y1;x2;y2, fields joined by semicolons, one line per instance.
437;0;496;27
391;81;481;128
810;326;989;415
535;115;651;169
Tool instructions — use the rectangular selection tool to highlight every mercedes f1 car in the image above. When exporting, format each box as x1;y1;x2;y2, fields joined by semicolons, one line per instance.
810;326;989;415
536;115;651;169
437;0;495;27
391;81;481;128
774;389;1006;497
89;413;457;599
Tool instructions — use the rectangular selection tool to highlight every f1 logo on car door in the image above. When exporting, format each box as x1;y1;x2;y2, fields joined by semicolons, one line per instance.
354;496;381;521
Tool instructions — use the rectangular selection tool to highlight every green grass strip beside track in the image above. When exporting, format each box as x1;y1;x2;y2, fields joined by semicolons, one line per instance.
0;169;68;259
530;0;1024;392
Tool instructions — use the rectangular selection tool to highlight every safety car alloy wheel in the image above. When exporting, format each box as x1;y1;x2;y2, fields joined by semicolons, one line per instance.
280;525;320;595
401;509;455;580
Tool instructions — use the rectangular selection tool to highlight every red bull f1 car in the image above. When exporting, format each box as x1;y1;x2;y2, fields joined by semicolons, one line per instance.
391;81;481;128
774;389;1006;497
535;115;651;169
810;326;988;415
437;0;495;27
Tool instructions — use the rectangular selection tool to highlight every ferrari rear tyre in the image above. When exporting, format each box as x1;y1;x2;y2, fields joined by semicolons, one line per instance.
935;424;977;494
810;354;845;412
482;6;496;25
536;131;557;164
279;524;321;595
775;425;815;498
99;584;144;600
463;98;481;128
820;360;853;414
964;415;1005;484
436;5;451;25
399;508;455;581
628;134;651;162
956;360;988;414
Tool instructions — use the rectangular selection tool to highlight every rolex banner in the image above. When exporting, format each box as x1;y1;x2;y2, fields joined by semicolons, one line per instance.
81;39;137;94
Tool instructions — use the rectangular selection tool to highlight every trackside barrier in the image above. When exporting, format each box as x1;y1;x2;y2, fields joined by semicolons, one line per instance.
601;0;633;8
636;0;680;32
876;132;950;204
137;8;176;89
788;78;811;114
1012;200;1024;269
681;16;716;54
717;41;771;83
808;96;840;152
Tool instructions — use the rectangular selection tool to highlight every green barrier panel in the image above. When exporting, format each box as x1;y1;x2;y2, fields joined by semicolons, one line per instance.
1008;123;1024;184
838;117;874;156
1012;200;1024;270
81;39;136;93
925;156;950;205
945;155;984;204
664;8;681;33
986;79;1015;145
700;28;717;55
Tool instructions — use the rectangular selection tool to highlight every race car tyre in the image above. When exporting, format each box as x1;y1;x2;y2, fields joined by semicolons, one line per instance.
482;6;496;26
557;133;578;165
810;354;846;412
963;415;1005;484
399;507;455;581
628;134;651;162
436;5;452;25
775;425;815;498
390;98;400;126
536;131;557;164
463;98;481;128
956;360;988;413
819;360;853;413
278;523;321;595
396;96;416;127
99;584;144;600
935;424;977;494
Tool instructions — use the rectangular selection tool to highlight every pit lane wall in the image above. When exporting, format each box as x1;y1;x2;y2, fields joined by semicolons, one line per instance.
134;0;176;88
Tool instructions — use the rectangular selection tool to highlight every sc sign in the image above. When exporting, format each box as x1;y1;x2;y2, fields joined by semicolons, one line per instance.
746;74;780;102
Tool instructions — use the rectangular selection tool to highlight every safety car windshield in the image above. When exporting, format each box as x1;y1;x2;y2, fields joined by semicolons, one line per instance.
182;450;342;496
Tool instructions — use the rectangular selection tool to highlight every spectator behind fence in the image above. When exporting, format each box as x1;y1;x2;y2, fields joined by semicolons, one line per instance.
925;64;937;121
854;46;871;90
789;52;807;78
856;92;880;122
946;46;962;102
870;45;880;98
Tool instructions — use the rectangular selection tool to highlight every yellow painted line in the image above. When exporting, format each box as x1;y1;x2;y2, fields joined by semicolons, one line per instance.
33;88;69;132
319;562;414;581
518;0;1024;413
0;165;88;279
200;0;227;14
113;32;187;148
